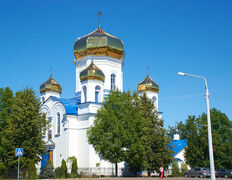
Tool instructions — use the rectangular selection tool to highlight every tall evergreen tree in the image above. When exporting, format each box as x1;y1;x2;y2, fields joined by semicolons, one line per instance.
1;88;48;173
61;159;68;178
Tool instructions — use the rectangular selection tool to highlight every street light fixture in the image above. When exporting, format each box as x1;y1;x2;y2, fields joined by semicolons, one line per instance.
178;72;215;180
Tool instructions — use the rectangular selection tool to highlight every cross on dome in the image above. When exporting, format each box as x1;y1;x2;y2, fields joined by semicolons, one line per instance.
97;11;102;29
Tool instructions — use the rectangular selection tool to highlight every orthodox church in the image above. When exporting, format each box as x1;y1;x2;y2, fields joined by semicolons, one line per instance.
39;18;160;175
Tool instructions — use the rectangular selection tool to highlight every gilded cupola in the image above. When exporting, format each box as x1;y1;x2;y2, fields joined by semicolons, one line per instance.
137;75;159;93
80;61;105;82
73;26;124;61
40;75;62;94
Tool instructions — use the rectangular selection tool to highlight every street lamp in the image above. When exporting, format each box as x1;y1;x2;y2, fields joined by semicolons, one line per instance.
178;72;215;180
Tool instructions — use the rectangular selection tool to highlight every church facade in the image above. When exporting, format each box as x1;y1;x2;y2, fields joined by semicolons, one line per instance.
39;22;160;175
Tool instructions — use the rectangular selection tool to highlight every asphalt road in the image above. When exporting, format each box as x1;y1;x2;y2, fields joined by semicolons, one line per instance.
59;177;228;180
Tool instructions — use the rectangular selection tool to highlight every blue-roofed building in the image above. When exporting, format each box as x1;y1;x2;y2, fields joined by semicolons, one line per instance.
170;133;188;168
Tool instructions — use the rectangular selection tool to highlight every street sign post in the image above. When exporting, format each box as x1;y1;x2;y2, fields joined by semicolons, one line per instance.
16;148;23;180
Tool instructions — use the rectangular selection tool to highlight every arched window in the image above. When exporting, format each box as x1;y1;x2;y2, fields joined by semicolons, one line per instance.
152;96;157;103
83;86;87;102
57;113;60;134
48;129;52;140
111;74;116;90
95;86;101;103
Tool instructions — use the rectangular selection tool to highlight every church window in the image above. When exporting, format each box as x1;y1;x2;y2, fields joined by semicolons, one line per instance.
57;113;60;134
48;129;52;140
95;86;101;103
83;86;87;102
111;74;116;90
152;96;157;103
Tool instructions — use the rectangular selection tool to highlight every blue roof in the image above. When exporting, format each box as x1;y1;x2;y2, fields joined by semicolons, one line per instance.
171;139;187;156
175;158;183;162
52;96;80;115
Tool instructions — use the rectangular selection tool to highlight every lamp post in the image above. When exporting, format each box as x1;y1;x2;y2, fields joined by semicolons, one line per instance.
178;72;215;180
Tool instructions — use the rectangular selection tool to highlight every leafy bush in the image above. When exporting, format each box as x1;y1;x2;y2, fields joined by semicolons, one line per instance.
180;161;188;175
27;160;37;179
40;160;55;179
54;167;63;178
172;160;181;177
55;159;68;178
0;162;8;178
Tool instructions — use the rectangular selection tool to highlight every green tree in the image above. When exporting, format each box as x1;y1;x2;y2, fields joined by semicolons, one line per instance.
0;87;14;164
67;156;78;177
88;90;173;176
87;90;144;176
172;108;232;169
133;93;173;175
0;88;49;173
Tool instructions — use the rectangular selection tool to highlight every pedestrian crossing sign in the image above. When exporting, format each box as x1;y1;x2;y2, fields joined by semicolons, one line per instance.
16;148;23;157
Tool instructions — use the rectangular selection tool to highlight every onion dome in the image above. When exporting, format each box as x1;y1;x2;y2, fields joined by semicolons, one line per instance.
137;75;159;93
80;61;105;82
73;26;124;61
40;75;62;94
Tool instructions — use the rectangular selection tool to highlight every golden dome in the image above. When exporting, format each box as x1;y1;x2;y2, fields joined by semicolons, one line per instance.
73;27;124;61
40;75;62;94
137;75;159;93
80;61;105;82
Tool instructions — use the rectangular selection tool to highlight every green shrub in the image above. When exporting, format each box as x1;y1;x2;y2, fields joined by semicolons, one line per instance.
54;167;63;178
27;160;37;179
61;159;68;177
67;156;78;177
180;161;188;175
40;160;55;179
0;162;8;178
54;159;68;178
172;160;181;177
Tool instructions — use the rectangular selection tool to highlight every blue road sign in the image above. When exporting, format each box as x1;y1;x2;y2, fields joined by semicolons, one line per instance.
16;148;23;157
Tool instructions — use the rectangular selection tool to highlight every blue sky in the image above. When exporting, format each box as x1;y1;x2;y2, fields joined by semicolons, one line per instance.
1;0;232;128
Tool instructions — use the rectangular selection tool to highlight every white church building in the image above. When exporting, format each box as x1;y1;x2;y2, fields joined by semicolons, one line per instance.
39;21;160;175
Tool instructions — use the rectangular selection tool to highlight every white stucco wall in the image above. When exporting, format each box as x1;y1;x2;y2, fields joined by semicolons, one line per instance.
41;98;68;168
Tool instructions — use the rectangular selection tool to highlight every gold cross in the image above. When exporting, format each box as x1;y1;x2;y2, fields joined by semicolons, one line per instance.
146;66;150;75
97;11;102;28
50;67;53;76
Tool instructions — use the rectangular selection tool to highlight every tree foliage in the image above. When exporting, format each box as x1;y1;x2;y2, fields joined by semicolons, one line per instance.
133;93;173;174
0;87;14;164
67;156;78;177
61;159;68;177
27;160;37;179
88;90;139;176
0;87;49;175
40;160;55;178
55;159;68;178
171;160;181;177
87;90;172;175
171;108;232;169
